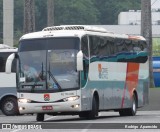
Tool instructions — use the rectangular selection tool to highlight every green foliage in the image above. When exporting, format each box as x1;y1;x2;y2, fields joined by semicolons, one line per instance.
14;0;24;32
54;0;100;25
153;38;160;56
12;0;141;31
0;0;141;45
35;0;47;31
93;0;140;24
0;0;3;42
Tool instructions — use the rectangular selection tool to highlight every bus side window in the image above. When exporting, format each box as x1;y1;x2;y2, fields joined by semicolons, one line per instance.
125;40;133;52
115;38;125;53
0;52;12;72
108;37;115;55
98;37;108;57
139;40;147;51
0;56;4;72
81;36;89;57
11;58;16;72
89;36;100;57
81;35;89;81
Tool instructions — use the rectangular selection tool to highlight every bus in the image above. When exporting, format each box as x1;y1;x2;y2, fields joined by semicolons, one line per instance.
0;44;19;116
6;25;149;121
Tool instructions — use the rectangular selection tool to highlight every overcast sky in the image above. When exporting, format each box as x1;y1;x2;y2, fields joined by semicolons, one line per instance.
151;0;160;9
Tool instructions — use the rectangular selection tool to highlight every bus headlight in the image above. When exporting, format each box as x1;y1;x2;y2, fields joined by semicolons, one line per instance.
63;96;79;102
18;98;31;103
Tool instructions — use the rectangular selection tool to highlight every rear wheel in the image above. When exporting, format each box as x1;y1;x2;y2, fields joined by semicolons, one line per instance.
1;97;19;116
128;94;137;116
36;113;45;121
119;94;137;116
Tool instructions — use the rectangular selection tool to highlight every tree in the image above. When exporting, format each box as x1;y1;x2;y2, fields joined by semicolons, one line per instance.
47;0;54;26
35;0;47;30
0;0;3;43
14;0;24;45
24;0;35;33
54;0;99;25
14;0;24;32
93;0;140;24
141;0;154;87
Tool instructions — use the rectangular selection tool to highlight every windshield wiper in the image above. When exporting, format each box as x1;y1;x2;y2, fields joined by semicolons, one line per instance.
48;62;61;90
31;79;38;92
48;71;62;90
41;62;44;79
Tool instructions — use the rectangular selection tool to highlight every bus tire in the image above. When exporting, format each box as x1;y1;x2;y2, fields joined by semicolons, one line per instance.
36;113;44;121
79;111;88;118
1;97;19;116
128;94;137;116
119;94;137;116
87;96;98;119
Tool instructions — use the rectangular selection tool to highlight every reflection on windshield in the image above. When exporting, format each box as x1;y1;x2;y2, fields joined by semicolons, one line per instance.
18;50;79;92
47;49;79;89
18;37;80;92
19;51;47;92
23;64;40;82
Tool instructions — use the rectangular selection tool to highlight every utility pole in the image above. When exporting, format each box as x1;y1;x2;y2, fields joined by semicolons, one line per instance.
3;0;14;47
47;0;54;26
24;0;35;33
141;0;154;87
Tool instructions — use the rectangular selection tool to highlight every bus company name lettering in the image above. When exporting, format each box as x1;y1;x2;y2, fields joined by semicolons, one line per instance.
99;68;108;79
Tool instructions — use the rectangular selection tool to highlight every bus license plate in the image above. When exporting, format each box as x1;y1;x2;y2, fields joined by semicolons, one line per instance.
42;106;53;110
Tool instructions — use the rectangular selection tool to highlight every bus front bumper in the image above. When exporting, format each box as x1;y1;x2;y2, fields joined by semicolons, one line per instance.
18;100;81;114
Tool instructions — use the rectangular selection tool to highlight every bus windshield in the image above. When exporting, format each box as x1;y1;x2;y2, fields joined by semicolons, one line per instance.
18;37;80;93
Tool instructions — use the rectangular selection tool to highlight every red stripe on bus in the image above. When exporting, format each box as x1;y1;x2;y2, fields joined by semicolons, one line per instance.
121;63;139;108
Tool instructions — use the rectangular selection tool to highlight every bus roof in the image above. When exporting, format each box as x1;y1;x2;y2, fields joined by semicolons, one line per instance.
20;25;146;41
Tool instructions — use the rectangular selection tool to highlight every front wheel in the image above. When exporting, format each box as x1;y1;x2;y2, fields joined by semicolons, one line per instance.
36;113;45;121
87;96;99;119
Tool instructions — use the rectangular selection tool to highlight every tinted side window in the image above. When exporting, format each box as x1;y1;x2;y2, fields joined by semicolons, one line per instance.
139;40;147;51
114;38;148;63
11;58;16;72
81;35;89;87
81;35;89;57
0;52;13;72
115;38;128;53
89;36;115;57
89;36;99;57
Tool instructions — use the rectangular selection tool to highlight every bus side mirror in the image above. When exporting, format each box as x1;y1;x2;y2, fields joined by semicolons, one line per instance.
5;53;15;74
77;50;83;71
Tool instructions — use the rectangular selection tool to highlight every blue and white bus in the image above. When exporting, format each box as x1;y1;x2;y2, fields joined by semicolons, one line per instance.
0;44;18;116
6;25;149;121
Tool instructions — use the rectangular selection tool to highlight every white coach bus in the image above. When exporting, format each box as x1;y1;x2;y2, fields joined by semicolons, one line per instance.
6;25;149;121
0;44;18;116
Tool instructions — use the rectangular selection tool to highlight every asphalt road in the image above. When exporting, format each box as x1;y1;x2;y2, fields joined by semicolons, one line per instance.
0;111;160;132
0;88;160;131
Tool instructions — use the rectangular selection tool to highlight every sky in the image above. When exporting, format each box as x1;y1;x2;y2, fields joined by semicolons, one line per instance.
151;0;160;9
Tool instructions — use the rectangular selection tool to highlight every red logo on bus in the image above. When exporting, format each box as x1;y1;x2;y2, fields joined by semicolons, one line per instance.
98;64;102;78
44;94;50;101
